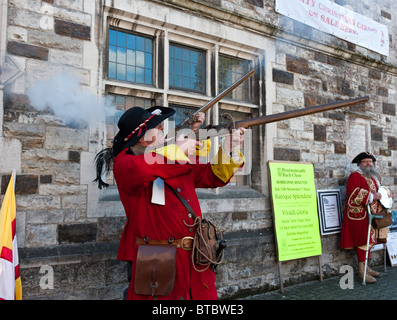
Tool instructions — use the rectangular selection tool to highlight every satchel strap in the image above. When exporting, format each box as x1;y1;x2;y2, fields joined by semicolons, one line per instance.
164;181;198;220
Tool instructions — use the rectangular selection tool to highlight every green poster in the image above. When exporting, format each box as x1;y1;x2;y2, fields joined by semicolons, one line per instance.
268;161;322;262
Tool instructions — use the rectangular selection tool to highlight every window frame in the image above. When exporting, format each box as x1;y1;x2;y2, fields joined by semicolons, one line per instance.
107;27;155;86
103;18;263;190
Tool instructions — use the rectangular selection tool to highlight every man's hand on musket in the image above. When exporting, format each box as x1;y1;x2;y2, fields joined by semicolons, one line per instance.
222;127;246;154
191;112;205;131
176;136;202;156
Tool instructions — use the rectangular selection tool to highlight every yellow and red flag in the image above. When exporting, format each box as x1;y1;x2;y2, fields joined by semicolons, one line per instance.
0;172;22;300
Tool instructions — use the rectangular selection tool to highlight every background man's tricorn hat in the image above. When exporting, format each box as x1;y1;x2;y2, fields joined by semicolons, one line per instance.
352;151;376;164
94;106;175;189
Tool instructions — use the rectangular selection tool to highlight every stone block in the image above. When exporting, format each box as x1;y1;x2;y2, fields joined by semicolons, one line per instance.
17;195;61;211
44;127;89;151
371;125;383;141
1;174;38;195
40;175;52;184
314;124;326;141
368;69;382;80
381;10;391;19
7;41;48;61
382;102;396;116
0;138;22;174
388;136;397;151
276;87;304;107
97;217;125;242
58;223;97;244
334;143;346;154
29;29;83;52
273;147;300;161
26;224;57;246
376;86;388;97
272;69;293;85
54;19;91;41
286;54;309;75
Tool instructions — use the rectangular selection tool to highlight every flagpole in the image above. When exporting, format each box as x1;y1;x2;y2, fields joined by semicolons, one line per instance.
11;169;16;191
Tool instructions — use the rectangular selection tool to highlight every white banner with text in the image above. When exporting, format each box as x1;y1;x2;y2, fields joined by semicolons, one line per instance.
276;0;389;56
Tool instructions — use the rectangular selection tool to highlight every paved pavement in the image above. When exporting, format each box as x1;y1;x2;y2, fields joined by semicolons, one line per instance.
241;265;397;300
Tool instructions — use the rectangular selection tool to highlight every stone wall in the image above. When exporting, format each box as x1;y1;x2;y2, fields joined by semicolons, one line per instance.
0;0;396;299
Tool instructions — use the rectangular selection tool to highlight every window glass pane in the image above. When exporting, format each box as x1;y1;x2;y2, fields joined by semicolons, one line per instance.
169;44;205;93
136;51;145;68
117;47;126;64
145;38;152;53
109;29;117;45
145;53;152;69
108;28;152;85
127;49;135;65
117;64;126;80
127;66;135;82
127;34;135;49
136;67;144;83
108;62;116;78
136;37;144;51
117;32;126;47
218;55;251;102
109;45;117;62
145;69;152;85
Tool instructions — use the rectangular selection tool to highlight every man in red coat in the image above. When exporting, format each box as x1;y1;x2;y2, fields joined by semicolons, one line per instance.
340;152;387;284
94;106;245;299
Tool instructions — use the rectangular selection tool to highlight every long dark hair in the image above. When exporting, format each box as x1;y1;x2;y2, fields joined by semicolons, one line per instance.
93;137;126;189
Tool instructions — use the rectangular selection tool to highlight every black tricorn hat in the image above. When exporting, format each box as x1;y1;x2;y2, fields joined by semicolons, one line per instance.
352;152;376;164
94;106;175;189
113;106;175;155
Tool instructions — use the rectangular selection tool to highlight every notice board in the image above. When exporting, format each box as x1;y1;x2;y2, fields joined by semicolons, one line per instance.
268;161;322;262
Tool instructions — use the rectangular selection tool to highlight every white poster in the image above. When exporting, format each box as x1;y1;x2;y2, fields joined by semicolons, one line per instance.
387;232;397;267
276;0;389;56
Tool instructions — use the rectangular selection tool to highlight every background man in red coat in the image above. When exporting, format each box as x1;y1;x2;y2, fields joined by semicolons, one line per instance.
94;106;245;299
340;152;389;284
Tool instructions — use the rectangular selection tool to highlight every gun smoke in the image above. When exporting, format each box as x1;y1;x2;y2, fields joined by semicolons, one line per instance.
27;72;116;128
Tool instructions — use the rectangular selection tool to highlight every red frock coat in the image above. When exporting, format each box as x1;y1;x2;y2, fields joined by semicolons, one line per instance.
113;146;243;300
340;171;381;249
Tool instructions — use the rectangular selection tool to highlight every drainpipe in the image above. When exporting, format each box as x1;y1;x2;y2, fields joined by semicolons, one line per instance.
0;0;8;137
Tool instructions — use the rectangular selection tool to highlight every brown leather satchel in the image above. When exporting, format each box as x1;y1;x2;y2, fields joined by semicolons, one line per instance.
134;244;176;296
372;208;393;229
193;217;218;265
166;182;225;272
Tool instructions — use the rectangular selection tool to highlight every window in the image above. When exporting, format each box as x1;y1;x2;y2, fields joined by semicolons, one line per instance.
218;55;251;102
104;22;262;189
169;104;198;127
108;29;153;85
169;44;206;93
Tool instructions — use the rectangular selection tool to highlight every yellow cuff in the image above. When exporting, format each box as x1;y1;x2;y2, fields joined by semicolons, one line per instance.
196;139;211;157
211;147;244;183
154;144;190;163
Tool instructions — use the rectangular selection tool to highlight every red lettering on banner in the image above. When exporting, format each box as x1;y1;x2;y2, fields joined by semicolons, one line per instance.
320;15;339;28
309;9;318;18
300;0;316;7
340;24;358;35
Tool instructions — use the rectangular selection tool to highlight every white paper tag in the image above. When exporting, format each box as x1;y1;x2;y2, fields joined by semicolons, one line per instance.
151;177;165;205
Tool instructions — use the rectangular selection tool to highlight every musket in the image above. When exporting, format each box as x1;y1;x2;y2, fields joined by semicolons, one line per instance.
167;69;256;138
194;96;369;139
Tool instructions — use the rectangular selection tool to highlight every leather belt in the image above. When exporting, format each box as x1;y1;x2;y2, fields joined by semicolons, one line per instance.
136;236;194;251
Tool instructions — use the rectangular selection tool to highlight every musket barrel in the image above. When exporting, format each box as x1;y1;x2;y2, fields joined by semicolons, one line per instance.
193;96;369;140
196;69;256;115
235;96;369;129
167;68;256;138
